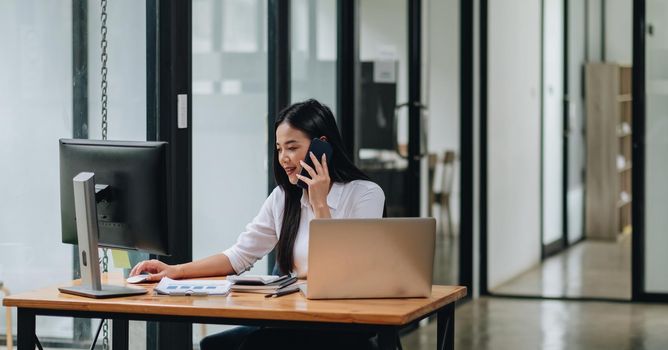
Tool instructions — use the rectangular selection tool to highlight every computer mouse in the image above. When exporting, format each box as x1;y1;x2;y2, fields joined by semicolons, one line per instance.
126;274;151;284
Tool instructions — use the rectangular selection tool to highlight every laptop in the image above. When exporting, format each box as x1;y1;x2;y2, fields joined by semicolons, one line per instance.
300;218;436;299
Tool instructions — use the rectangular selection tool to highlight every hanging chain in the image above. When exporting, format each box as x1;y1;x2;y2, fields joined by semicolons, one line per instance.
100;0;110;349
102;318;109;350
100;0;109;142
100;0;110;273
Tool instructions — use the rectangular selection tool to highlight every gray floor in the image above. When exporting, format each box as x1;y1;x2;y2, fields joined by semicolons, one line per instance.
433;233;459;286
401;297;668;350
400;233;648;350
491;234;631;299
9;297;668;350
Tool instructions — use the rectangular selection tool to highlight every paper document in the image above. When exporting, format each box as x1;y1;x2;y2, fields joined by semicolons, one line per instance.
227;274;284;285
155;277;232;296
230;277;300;294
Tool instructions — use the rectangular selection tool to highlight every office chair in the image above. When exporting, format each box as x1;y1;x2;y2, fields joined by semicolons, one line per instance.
428;151;456;236
0;281;12;350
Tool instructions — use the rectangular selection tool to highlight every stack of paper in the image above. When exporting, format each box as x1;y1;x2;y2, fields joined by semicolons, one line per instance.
155;277;232;296
228;275;298;294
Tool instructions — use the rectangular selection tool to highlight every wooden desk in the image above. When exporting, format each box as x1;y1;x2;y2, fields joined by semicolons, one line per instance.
3;275;467;350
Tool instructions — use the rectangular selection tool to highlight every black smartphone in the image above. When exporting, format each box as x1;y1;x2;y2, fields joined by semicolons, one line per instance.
297;138;333;189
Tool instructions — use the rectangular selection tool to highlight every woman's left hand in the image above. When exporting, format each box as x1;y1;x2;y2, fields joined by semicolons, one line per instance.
296;152;331;218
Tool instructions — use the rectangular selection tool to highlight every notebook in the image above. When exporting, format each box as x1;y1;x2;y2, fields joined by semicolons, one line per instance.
227;274;286;285
229;275;298;293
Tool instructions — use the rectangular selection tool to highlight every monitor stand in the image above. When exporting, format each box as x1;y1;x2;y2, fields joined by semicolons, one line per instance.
59;172;147;299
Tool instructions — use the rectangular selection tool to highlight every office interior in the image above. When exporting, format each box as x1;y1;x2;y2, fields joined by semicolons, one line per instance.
1;0;667;349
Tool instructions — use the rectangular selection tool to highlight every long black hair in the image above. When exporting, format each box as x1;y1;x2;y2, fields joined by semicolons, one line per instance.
274;99;371;275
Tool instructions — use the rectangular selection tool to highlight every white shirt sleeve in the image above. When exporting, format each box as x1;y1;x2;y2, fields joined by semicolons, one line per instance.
349;182;385;218
222;188;281;274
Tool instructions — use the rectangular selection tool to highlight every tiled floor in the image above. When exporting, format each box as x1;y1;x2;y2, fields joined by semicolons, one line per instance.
491;234;631;299
401;296;668;350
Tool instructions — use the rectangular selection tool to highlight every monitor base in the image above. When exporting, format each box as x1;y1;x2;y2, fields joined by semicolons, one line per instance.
59;284;147;299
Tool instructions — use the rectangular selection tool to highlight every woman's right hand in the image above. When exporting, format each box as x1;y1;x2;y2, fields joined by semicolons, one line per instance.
129;259;184;282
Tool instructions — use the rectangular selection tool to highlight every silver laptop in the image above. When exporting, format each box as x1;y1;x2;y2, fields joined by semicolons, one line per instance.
300;218;436;299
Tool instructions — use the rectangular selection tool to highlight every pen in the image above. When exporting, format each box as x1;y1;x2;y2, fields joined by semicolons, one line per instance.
265;285;300;298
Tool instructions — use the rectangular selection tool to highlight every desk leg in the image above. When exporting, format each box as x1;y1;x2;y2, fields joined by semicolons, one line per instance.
377;327;398;350
16;309;35;350
437;303;455;350
112;320;129;350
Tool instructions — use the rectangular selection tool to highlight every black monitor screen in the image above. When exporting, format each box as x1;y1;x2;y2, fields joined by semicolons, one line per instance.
59;139;170;255
359;61;397;150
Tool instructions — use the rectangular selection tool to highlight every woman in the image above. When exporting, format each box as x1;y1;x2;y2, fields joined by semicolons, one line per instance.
130;99;385;349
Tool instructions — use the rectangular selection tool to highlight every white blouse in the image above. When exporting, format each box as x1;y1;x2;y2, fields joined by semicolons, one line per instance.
222;180;385;278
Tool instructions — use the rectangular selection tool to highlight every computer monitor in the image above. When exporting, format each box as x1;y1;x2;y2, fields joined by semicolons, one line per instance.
58;139;170;298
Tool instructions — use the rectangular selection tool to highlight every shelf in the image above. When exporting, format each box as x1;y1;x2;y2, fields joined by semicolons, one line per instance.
618;165;632;173
617;94;632;102
617;197;632;208
586;63;633;240
617;122;631;137
620;225;632;236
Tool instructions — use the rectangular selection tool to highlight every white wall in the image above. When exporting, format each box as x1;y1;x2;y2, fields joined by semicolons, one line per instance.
604;0;633;65
473;0;482;298
542;0;564;245
587;0;603;61
487;0;542;289
644;0;668;293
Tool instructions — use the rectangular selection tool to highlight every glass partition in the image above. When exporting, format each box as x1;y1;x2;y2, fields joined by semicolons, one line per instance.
0;0;149;346
290;0;337;113
425;0;461;285
191;0;269;344
0;1;74;343
358;0;409;217
644;0;668;293
86;2;149;347
87;0;147;141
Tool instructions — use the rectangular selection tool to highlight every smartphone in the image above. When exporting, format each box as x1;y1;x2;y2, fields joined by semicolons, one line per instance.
297;138;333;189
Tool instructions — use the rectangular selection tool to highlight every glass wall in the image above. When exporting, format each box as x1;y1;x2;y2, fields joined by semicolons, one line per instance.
1;0;151;346
291;0;337;113
87;0;147;141
358;0;409;217
88;1;150;348
192;0;269;344
0;1;74;342
644;0;668;293
425;0;460;285
566;0;587;244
